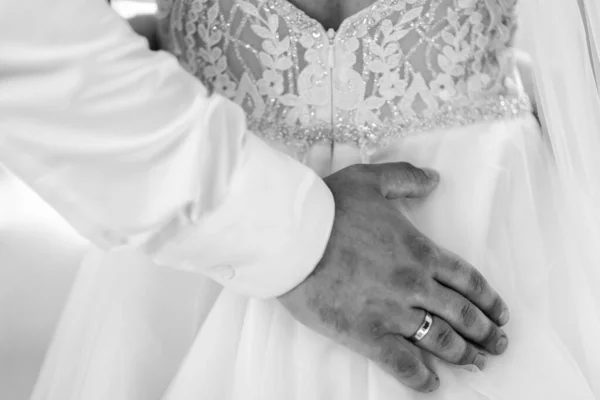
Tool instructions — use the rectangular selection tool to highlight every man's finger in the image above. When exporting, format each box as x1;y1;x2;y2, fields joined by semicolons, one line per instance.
434;250;510;327
417;285;508;355
371;334;440;393
409;313;488;370
372;162;440;199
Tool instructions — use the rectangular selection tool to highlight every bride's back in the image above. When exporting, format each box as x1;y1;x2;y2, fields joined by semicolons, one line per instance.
157;0;526;156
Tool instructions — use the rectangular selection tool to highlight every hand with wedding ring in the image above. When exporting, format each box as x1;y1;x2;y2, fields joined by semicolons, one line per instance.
279;162;510;393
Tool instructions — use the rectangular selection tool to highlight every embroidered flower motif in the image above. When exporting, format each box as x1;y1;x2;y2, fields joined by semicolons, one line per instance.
213;74;237;97
430;74;457;101
367;14;414;104
248;10;295;101
159;0;522;151
258;69;284;96
378;73;408;100
466;73;491;94
438;48;468;76
469;11;483;24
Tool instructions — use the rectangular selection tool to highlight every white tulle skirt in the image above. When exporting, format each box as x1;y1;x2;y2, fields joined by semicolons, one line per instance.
32;113;600;399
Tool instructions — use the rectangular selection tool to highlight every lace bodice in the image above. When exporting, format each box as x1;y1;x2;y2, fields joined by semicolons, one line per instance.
157;0;530;159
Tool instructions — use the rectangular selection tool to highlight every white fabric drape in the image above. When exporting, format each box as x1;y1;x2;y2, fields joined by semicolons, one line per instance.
517;0;600;394
579;0;600;90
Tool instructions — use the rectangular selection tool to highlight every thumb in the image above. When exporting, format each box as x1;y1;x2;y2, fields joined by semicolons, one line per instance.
376;162;440;199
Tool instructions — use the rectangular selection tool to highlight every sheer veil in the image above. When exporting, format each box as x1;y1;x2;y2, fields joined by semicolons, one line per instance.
517;0;600;393
578;0;600;88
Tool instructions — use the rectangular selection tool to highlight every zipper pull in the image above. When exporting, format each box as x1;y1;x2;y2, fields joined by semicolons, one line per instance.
327;29;336;69
327;28;336;41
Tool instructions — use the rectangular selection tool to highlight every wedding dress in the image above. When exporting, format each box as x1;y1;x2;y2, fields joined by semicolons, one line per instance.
32;0;600;399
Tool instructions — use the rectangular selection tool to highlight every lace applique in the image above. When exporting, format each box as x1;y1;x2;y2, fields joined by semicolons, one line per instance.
157;0;529;161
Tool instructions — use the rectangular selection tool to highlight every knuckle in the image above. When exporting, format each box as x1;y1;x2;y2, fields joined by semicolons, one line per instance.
460;302;478;328
400;163;427;184
435;325;455;350
449;256;465;273
383;351;421;378
381;162;428;198
404;234;440;266
388;268;430;295
468;270;487;296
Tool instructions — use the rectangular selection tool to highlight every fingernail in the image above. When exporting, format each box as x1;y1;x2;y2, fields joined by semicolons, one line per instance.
423;168;440;182
498;308;510;325
495;336;508;353
473;353;487;371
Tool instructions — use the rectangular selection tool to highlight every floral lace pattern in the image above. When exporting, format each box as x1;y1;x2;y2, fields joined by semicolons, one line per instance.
157;0;529;159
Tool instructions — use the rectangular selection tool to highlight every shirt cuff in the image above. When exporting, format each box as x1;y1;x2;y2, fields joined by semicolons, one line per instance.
151;133;335;299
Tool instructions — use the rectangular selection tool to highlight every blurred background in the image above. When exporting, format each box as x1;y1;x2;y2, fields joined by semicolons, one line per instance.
0;3;157;399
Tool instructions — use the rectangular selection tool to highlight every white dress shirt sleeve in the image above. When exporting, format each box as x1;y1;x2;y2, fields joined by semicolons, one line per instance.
0;0;334;298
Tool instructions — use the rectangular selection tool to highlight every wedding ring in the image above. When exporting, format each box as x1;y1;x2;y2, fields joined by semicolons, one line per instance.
409;312;433;342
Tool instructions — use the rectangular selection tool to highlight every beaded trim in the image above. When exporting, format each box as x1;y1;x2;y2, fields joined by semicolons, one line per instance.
249;93;532;149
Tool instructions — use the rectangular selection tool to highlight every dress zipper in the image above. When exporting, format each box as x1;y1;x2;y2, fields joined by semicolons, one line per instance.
327;28;336;171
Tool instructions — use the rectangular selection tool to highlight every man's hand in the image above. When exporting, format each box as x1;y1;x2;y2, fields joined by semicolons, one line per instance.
279;162;510;393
